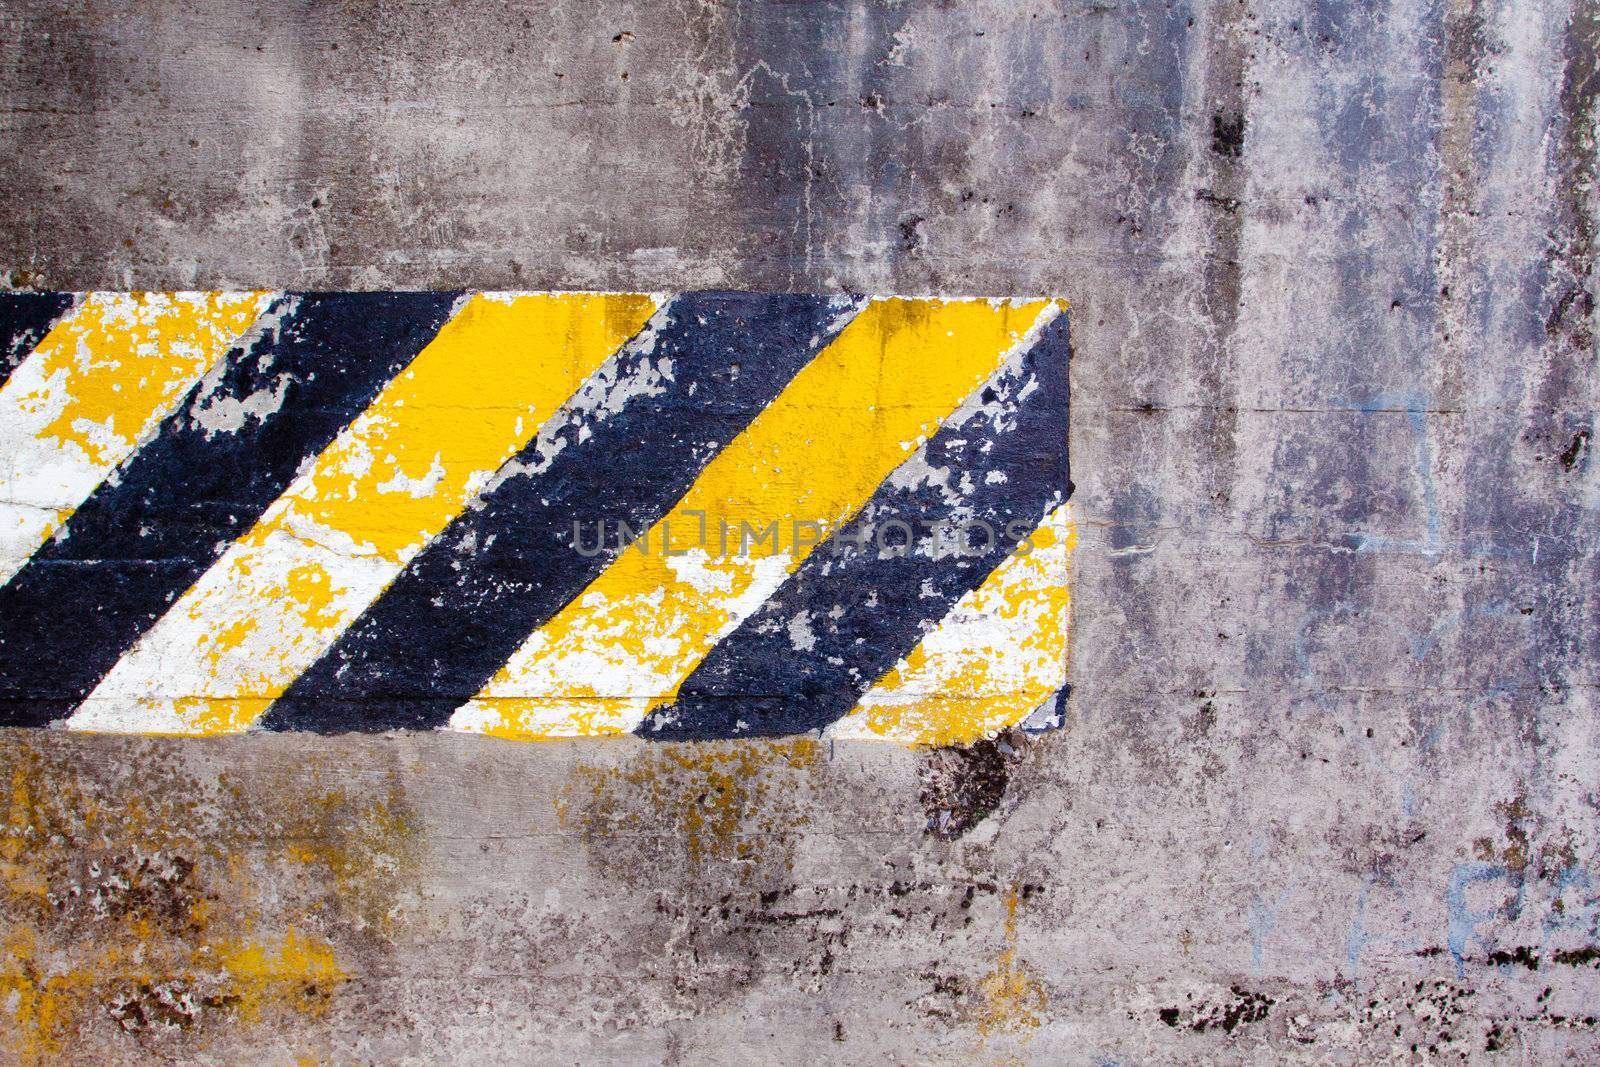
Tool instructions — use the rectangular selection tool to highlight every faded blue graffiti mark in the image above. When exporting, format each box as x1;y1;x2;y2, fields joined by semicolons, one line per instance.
1446;862;1525;978
1335;395;1540;562
1542;865;1597;945
1339;393;1441;558
1347;868;1410;976
1249;836;1301;975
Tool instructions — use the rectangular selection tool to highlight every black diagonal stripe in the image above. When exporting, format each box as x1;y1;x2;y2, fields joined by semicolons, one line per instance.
263;292;858;734
639;310;1072;741
0;292;461;727
0;291;75;389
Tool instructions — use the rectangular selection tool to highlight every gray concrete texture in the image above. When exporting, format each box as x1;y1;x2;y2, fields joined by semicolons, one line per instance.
1;0;1598;1062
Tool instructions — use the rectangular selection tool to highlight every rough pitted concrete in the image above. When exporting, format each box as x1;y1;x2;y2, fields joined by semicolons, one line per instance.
1;0;1598;1062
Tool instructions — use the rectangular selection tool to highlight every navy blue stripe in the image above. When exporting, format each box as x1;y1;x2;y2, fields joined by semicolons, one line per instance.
263;292;857;734
0;291;75;389
0;292;461;727
639;311;1072;740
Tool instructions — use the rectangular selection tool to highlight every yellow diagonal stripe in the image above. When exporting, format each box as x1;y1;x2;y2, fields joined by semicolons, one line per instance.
266;292;656;564
830;504;1075;747
456;296;1060;739
0;292;273;583
71;292;656;735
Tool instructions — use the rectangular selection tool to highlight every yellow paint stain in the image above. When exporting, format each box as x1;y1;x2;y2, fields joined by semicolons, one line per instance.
0;928;75;1063
22;292;269;466
220;928;348;1026
283;561;345;632
171;696;276;736
838;505;1075;746
975;885;1047;1037
0;926;346;1063
108;293;655;736
0;739;418;1061
471;297;1060;738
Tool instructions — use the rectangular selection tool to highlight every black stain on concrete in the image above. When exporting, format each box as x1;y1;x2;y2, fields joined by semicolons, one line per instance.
1158;985;1274;1033
897;212;925;253
1416;943;1600;971
1558;428;1590;472
1210;110;1246;157
916;735;1022;839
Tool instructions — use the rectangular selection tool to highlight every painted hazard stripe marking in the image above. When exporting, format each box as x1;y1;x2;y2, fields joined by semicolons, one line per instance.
453;297;1061;740
261;292;860;734
0;290;1070;744
0;292;460;727
637;308;1071;740
70;293;657;734
0;292;274;588
0;291;76;389
828;503;1075;746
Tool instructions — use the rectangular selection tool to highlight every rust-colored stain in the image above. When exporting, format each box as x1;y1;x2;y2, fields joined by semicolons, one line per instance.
0;737;418;1062
560;739;819;882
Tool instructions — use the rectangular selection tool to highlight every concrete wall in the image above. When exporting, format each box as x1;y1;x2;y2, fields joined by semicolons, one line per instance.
1;0;1597;1062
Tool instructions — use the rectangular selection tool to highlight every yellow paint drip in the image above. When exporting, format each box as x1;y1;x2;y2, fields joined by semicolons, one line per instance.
22;292;269;466
471;297;1058;738
838;505;1075;746
976;885;1047;1037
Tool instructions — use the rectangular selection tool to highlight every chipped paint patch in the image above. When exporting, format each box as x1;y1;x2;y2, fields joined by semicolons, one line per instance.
0;291;271;584
833;505;1075;746
70;293;655;734
3;292;1070;741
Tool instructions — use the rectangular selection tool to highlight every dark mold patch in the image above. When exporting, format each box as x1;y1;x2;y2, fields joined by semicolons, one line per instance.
917;733;1024;839
49;852;205;939
1158;985;1275;1034
1550;946;1600;967
1484;945;1541;970
1416;944;1600;970
1210;110;1246;158
1559;428;1590;471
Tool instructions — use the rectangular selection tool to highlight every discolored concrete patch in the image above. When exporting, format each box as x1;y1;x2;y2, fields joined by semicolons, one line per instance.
0;734;420;1063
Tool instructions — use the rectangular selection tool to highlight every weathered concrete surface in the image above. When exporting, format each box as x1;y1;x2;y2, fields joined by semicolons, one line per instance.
1;0;1598;1062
